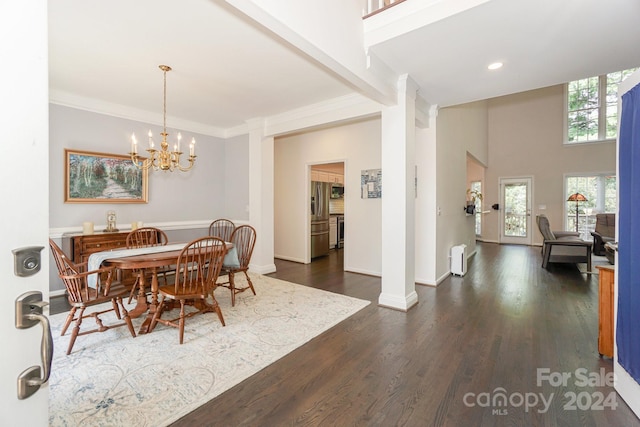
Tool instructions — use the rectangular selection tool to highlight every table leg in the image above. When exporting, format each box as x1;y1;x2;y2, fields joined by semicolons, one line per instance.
138;267;159;334
128;270;148;318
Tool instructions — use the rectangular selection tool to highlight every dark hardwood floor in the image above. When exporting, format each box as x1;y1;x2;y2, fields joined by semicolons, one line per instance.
51;243;640;426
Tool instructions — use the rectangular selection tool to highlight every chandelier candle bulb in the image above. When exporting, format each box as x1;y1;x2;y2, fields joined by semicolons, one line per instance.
177;132;182;152
190;139;195;156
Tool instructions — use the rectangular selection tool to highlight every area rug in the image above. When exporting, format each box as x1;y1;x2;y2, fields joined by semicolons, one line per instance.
48;274;370;426
577;255;612;274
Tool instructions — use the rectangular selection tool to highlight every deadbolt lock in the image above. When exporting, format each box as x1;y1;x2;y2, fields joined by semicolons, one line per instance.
12;246;44;277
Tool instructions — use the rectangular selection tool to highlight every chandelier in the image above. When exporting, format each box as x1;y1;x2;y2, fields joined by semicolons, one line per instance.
129;65;196;172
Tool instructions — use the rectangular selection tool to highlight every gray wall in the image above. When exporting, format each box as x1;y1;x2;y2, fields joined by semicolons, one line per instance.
49;104;232;228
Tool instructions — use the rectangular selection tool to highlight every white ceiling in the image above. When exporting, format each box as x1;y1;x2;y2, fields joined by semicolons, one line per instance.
48;0;640;136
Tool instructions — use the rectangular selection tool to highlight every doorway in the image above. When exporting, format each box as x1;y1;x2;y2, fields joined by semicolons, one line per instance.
310;162;344;262
499;177;533;245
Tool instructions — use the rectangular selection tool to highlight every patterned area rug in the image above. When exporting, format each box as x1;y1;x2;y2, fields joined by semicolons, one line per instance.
48;274;370;426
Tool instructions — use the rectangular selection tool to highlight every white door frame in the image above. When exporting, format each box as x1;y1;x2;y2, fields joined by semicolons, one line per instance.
499;176;533;245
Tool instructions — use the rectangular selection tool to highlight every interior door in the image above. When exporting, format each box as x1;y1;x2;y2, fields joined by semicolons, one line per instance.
500;177;533;245
1;2;50;425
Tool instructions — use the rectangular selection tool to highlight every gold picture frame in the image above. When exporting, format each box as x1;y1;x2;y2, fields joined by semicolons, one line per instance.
64;149;148;203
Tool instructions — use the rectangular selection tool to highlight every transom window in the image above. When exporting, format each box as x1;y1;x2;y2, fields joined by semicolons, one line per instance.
566;68;637;144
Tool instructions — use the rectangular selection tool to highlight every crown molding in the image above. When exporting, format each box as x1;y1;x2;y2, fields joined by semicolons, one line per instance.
262;93;382;137
50;89;228;138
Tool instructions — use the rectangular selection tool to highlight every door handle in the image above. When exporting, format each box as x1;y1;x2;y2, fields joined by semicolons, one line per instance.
15;291;53;400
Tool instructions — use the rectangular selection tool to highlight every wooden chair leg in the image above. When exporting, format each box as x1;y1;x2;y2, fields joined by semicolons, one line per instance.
66;307;86;355
117;298;137;338
149;295;166;333
178;300;186;344
244;271;256;295
229;272;236;307
127;271;143;304
214;303;225;326
61;307;77;336
112;299;122;319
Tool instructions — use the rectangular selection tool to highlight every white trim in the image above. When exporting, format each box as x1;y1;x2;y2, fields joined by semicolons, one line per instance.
614;68;640;419
50;91;228;138
476;238;499;244
274;255;306;264
498;176;534;245
248;262;276;275
48;219;250;239
415;279;437;287
563;138;616;146
345;267;381;277
564;70;637;144
562;172;616;237
614;363;640;419
378;290;419;312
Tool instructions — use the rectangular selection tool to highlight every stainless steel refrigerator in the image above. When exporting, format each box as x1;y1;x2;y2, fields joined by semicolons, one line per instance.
311;181;330;258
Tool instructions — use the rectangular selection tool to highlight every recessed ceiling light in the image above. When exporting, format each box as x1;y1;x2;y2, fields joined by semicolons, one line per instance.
488;62;503;70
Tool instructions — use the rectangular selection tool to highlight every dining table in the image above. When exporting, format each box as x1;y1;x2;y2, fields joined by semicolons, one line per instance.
89;242;236;334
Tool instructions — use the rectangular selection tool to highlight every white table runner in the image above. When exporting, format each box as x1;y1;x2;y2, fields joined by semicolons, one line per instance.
87;242;238;288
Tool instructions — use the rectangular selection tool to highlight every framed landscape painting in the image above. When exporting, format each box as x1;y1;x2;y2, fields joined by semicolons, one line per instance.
64;149;148;203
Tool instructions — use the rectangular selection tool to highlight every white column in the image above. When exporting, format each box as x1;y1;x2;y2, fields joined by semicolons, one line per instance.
247;119;276;274
378;74;419;310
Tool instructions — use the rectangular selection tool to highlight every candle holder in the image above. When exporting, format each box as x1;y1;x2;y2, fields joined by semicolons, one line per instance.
104;210;119;232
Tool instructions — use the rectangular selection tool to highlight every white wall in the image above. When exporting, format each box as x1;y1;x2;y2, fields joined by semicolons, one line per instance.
414;121;438;285
274;117;382;275
49;104;231;228
436;101;489;280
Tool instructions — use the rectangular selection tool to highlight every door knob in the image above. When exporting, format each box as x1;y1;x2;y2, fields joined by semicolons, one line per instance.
15;291;53;399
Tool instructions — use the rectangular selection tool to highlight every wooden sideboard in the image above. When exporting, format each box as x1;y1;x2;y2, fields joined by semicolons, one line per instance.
63;231;135;285
596;265;615;358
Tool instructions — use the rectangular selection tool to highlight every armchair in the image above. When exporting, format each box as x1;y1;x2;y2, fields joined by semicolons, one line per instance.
536;214;592;272
590;213;615;256
49;239;136;354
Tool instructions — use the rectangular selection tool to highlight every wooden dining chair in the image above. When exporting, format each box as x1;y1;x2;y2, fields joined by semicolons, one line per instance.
149;237;227;344
125;226;170;303
126;226;168;247
208;218;235;242
216;224;257;306
49;239;136;355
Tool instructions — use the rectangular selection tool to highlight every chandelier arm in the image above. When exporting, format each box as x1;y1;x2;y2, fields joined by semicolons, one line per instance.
173;156;197;172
